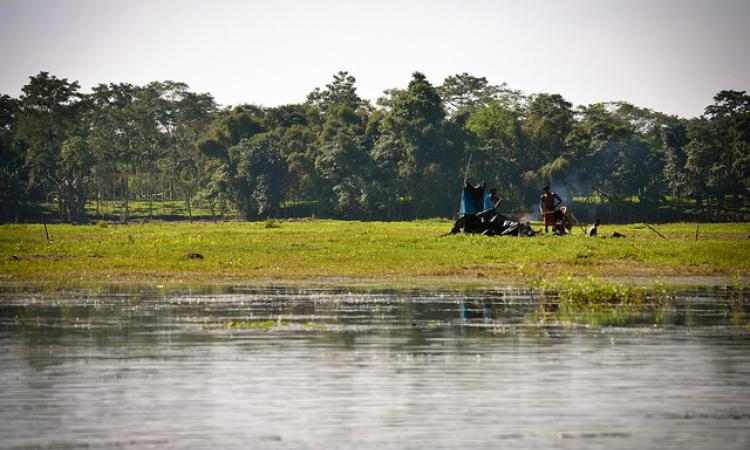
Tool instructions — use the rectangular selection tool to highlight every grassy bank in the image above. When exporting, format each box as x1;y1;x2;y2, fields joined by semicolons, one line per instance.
0;220;748;288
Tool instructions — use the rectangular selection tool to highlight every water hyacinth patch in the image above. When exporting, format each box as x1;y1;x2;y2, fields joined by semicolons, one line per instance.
531;277;675;326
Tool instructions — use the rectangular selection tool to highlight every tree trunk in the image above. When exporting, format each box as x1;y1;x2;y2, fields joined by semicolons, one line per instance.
161;170;166;212
148;169;153;221
113;182;117;219
695;191;703;216
57;182;64;221
123;169;129;223
186;186;193;223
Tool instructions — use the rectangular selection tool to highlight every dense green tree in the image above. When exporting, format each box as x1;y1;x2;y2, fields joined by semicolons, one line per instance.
567;103;636;198
566;103;667;205
16;72;83;218
161;86;217;219
59;136;94;221
197;108;266;217
662;121;690;198
380;72;462;216
306;73;376;216
227;132;288;219
315;132;373;217
198;109;265;160
466;99;527;208
659;91;750;216
264;104;317;129
523;93;574;173
391;72;445;127
682;118;715;211
608;102;671;205
704;90;750;210
307;71;365;114
0;95;23;221
375;88;405;111
438;73;523;116
87;82;139;219
1;70;747;223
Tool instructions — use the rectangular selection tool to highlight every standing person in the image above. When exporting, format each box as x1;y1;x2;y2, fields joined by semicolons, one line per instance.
539;185;562;233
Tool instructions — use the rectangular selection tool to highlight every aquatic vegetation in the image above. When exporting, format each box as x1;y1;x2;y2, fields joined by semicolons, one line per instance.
303;321;328;331
727;277;749;326
540;276;673;305
530;277;675;326
225;319;288;329
426;321;440;329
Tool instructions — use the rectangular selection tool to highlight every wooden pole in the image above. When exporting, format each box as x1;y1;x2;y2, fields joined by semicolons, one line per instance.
454;154;472;220
43;215;50;243
463;154;473;185
592;186;668;240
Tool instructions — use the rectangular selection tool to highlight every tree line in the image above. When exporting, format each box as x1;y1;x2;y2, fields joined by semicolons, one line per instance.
1;71;748;223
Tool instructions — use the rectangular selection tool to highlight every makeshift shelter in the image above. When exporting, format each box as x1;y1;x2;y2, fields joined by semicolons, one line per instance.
459;181;494;217
450;181;535;236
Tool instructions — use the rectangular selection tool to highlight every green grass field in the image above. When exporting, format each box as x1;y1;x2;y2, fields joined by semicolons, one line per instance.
1;220;748;288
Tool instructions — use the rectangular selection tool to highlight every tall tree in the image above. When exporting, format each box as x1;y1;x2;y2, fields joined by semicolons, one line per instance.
306;72;377;216
682;118;715;211
16;72;83;218
315;132;373;217
87;82;138;220
0;95;23;221
704;90;750;211
198;109;265;160
438;73;522;115
567;103;663;204
523;93;574;173
307;71;364;114
228;132;288;219
466;99;528;208
382;72;461;217
662;121;690;199
59;136;94;221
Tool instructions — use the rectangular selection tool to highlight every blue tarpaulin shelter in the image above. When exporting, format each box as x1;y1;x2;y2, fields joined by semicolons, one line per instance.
459;183;493;217
452;181;535;236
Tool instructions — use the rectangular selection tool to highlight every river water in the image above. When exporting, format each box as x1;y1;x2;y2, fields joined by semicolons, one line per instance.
1;286;749;449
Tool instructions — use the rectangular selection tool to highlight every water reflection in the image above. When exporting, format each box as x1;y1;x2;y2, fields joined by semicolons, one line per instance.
1;286;749;449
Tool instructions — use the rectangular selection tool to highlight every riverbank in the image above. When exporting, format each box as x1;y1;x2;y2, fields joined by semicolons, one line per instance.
1;220;748;289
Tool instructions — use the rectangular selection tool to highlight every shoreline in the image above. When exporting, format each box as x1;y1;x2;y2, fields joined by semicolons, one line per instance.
1;274;746;294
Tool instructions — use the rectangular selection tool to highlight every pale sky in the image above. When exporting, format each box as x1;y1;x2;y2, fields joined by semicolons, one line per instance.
1;0;748;118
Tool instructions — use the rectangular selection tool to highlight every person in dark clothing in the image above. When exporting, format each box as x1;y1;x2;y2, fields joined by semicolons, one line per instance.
539;186;562;233
489;188;502;210
587;218;601;237
552;209;567;234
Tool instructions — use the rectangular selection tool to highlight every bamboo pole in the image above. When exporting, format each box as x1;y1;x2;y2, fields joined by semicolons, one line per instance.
592;186;668;240
42;215;50;243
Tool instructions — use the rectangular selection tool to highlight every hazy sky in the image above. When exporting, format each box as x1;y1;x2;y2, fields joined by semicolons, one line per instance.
1;0;748;117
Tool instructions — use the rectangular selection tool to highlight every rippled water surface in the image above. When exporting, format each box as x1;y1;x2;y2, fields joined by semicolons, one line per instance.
1;286;749;449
